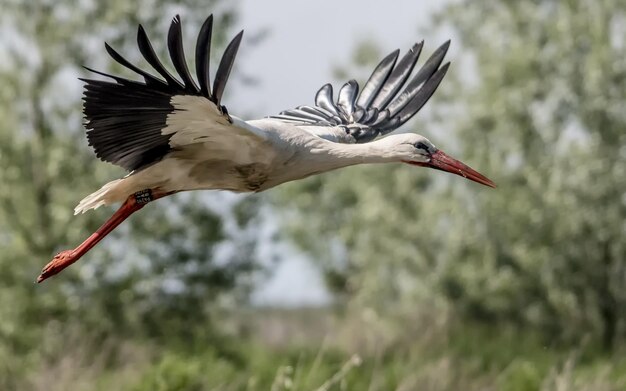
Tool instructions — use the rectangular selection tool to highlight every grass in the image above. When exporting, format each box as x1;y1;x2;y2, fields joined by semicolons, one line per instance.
5;307;626;390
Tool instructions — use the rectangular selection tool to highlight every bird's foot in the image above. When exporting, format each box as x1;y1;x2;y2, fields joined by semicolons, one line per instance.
37;250;76;283
36;190;174;284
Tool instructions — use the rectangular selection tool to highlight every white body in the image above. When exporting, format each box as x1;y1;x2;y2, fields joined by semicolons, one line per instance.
75;96;432;214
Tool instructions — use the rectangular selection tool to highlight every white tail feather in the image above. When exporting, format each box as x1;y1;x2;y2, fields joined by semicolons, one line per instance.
74;179;126;215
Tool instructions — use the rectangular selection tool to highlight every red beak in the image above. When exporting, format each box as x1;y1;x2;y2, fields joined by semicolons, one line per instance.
405;150;496;188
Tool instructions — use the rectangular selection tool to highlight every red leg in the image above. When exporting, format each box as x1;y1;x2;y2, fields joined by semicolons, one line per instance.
37;189;172;283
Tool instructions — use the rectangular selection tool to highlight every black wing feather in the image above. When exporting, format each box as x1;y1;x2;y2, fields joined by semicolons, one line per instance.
168;15;200;93
370;41;423;109
104;43;167;88
297;106;335;123
82;14;243;172
337;80;359;118
271;40;451;143
81;67;147;88
82;80;174;171
195;15;214;97
212;30;244;107
315;84;340;116
137;24;185;90
355;49;399;109
392;62;450;129
386;40;450;117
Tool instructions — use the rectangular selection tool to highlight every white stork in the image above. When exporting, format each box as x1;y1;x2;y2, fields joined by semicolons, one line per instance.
37;14;495;283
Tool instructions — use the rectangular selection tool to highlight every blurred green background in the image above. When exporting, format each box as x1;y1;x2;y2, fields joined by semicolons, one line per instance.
0;0;625;390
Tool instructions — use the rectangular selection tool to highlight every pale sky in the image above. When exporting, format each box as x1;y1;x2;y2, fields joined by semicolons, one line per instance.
231;0;448;306
232;0;448;116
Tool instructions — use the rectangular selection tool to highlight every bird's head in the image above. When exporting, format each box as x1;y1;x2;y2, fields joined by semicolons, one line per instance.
384;133;496;188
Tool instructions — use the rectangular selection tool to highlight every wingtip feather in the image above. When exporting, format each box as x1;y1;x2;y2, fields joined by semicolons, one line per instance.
167;14;200;93
212;29;244;106
196;14;214;98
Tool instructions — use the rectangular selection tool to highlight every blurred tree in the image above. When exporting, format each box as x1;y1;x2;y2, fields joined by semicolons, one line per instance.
276;0;626;350
437;0;626;351
0;0;262;379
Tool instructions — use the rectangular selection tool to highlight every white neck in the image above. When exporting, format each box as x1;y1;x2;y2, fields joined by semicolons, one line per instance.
247;119;413;189
300;138;400;173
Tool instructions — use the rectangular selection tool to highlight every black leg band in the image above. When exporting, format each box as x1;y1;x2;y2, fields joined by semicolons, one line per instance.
134;189;153;204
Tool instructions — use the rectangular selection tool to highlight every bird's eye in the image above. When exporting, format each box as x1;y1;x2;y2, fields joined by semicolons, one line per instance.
415;142;428;151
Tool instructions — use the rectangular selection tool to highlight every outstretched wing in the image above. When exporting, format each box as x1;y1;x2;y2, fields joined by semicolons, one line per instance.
81;15;252;172
270;41;450;143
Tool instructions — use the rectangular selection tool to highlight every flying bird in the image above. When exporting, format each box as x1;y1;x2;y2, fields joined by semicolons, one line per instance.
37;14;495;283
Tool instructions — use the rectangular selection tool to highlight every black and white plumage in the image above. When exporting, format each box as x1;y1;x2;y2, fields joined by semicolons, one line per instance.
82;15;241;172
271;40;451;143
38;14;494;283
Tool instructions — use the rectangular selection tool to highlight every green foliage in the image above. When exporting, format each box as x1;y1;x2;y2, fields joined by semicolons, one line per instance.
4;310;626;390
130;350;239;391
275;0;626;351
435;0;626;350
0;0;262;380
498;360;542;391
